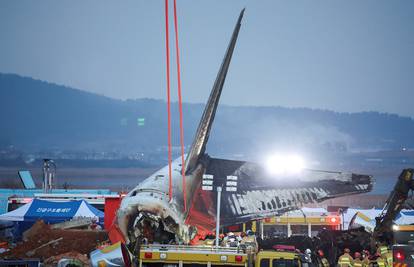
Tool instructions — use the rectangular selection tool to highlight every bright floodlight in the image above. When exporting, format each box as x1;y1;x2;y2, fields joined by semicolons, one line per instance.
266;154;306;175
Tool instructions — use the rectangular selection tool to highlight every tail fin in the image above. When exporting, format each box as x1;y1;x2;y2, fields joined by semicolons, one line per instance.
185;9;245;174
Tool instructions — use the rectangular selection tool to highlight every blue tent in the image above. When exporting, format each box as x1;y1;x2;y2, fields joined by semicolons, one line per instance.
0;199;103;224
0;199;104;241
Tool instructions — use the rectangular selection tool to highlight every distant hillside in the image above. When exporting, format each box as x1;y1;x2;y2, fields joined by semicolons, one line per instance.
1;73;414;157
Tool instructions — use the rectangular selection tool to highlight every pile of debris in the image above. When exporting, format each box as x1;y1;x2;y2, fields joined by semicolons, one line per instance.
2;220;108;261
43;251;89;266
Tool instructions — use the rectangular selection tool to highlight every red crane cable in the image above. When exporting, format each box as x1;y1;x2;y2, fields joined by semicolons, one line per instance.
165;0;173;201
173;0;187;212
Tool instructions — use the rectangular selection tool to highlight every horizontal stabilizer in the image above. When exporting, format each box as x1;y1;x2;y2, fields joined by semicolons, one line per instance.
189;157;373;226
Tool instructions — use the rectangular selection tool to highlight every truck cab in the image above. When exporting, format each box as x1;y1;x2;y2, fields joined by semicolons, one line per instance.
256;250;301;267
392;225;414;267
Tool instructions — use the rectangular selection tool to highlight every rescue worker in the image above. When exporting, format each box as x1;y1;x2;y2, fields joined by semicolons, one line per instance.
375;252;386;267
353;252;363;267
223;232;239;247
337;248;353;267
246;229;255;236
378;246;388;256
384;249;392;267
361;250;370;267
89;218;102;230
203;232;216;246
236;233;243;242
317;250;329;267
377;246;392;267
219;233;225;241
305;248;313;264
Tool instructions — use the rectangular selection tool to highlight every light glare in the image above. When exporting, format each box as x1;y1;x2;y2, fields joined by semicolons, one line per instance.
266;154;306;175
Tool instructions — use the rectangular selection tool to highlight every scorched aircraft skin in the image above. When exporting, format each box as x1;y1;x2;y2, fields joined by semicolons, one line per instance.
117;9;373;245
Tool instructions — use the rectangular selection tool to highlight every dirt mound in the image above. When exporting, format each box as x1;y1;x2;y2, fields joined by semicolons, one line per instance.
3;220;108;260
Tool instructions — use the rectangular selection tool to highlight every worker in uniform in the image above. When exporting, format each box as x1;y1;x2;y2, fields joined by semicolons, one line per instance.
217;233;225;246
353;252;363;267
377;246;392;267
305;248;313;264
317;250;329;267
337;248;354;267
375;252;386;267
224;232;239;247
89;218;102;230
384;250;392;267
361;250;370;267
204;232;216;246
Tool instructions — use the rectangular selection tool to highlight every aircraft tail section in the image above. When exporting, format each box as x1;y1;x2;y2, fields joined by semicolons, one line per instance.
185;9;245;174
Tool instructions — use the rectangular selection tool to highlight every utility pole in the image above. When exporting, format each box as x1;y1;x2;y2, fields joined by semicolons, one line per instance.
42;159;56;193
215;186;222;248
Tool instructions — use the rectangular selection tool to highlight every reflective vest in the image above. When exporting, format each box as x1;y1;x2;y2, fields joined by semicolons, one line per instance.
379;246;388;255
321;257;329;267
338;254;353;267
353;259;363;267
376;257;386;267
385;252;392;267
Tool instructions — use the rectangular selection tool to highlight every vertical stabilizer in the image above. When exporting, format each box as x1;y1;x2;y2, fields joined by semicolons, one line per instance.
185;9;245;174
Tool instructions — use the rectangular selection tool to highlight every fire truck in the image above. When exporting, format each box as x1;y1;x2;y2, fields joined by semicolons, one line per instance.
90;243;303;267
392;225;414;266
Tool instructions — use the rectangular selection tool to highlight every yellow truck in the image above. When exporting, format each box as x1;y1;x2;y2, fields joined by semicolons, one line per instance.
90;242;303;267
137;244;302;267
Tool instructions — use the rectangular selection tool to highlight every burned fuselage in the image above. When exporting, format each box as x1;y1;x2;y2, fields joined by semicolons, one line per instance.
117;158;202;244
116;9;373;246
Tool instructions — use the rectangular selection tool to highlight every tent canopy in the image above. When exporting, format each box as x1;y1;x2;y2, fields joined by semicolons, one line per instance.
0;199;103;223
344;208;414;230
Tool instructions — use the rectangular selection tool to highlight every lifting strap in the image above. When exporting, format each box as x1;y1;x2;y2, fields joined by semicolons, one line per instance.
164;0;173;201
172;0;187;212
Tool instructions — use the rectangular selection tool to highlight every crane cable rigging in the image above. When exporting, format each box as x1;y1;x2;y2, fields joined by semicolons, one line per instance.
164;0;187;211
164;0;173;202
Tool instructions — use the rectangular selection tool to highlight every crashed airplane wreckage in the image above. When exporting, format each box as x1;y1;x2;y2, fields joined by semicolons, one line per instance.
117;9;373;245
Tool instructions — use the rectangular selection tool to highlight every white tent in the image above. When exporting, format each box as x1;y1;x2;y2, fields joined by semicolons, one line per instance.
344;208;414;230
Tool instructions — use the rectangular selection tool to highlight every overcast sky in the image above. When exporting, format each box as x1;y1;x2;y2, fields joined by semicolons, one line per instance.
1;1;413;117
